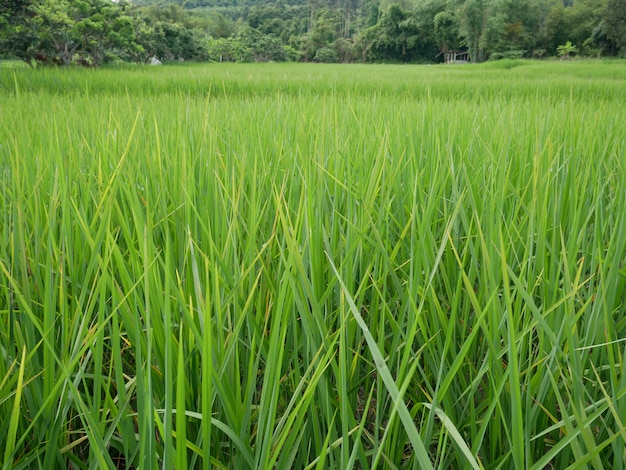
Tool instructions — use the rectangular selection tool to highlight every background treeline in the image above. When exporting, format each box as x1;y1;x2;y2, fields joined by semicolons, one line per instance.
1;0;625;65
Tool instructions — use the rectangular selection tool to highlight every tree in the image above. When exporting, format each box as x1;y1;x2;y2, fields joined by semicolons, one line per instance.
434;10;461;54
0;0;38;63
557;39;578;58
498;0;547;56
301;7;342;61
147;20;209;61
1;0;146;66
239;28;290;61
208;13;235;39
75;1;146;65
358;3;444;62
603;0;626;55
454;0;510;62
207;36;246;61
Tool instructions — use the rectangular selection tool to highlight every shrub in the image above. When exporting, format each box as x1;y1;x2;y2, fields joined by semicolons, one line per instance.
314;46;338;63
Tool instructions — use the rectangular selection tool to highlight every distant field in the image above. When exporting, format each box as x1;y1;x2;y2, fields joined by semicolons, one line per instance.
1;61;625;469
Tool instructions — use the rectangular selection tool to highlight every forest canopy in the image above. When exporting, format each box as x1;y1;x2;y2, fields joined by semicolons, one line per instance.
1;0;625;65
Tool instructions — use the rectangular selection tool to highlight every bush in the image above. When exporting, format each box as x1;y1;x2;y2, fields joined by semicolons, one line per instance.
333;38;358;63
207;37;246;62
314;47;338;63
489;50;526;61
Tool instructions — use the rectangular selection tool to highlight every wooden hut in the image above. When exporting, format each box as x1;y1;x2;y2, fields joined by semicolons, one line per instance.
443;50;470;64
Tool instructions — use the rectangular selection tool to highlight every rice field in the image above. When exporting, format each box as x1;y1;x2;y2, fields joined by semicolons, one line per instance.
0;60;625;469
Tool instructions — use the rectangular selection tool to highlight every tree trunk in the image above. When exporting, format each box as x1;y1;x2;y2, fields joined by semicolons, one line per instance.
56;41;79;66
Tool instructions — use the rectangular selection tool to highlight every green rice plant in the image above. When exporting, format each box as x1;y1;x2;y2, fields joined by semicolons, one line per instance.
0;61;625;469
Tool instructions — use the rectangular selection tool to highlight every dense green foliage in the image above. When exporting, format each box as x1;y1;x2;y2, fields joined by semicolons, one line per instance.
0;0;146;65
1;0;626;65
134;0;626;62
1;61;626;468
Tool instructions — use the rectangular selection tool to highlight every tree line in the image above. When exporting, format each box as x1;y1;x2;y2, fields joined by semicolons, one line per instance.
1;0;625;66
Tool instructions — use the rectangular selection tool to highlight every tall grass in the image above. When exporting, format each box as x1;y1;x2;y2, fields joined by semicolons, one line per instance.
0;61;625;469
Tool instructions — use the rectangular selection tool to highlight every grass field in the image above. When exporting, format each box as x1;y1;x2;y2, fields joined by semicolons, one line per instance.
1;61;625;469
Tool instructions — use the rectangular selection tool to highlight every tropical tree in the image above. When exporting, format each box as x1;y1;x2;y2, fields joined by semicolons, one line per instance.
433;9;461;54
0;0;38;63
453;0;511;62
603;0;626;55
301;7;343;61
557;40;578;59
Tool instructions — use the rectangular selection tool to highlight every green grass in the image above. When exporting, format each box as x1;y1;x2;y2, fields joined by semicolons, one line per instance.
0;61;625;469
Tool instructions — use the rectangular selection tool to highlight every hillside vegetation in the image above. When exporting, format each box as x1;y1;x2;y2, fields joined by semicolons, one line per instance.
1;0;626;65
